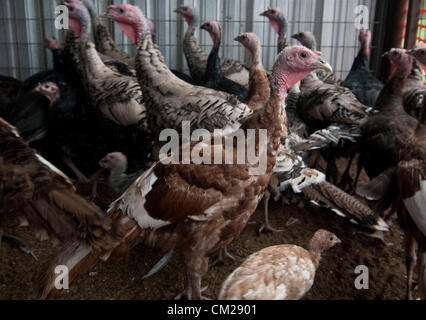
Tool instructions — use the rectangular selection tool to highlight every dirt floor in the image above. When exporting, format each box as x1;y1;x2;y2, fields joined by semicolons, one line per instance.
0;160;419;300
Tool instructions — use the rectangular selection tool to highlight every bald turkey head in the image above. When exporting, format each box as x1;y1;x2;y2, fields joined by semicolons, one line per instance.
200;21;221;46
260;7;287;37
63;0;90;37
234;32;260;58
272;45;332;99
174;5;197;26
101;4;147;44
33;82;61;106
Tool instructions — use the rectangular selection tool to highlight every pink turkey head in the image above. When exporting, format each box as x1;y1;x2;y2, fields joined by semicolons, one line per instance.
200;21;222;46
99;152;128;172
234;32;260;58
63;0;90;37
272;45;332;100
102;4;146;44
260;7;287;37
174;5;197;26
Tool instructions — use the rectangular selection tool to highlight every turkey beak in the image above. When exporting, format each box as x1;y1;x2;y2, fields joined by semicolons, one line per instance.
335;237;342;245
260;11;268;17
291;34;297;39
312;57;332;73
100;6;115;19
234;36;240;42
99;157;108;168
406;49;415;57
382;51;391;58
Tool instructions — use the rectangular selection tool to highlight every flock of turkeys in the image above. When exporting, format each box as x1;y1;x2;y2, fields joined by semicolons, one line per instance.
0;1;425;300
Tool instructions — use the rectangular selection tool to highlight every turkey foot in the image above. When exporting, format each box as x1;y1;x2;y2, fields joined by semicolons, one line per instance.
209;246;236;268
175;268;205;300
259;191;283;234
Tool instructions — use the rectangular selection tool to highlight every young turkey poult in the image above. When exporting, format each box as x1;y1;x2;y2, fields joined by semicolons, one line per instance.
219;229;341;300
39;5;333;300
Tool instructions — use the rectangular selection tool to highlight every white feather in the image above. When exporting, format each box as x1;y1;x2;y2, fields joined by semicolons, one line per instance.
404;177;426;236
110;164;171;230
36;154;73;185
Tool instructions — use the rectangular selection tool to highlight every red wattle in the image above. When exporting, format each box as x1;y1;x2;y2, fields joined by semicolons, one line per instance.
69;17;82;37
118;22;139;44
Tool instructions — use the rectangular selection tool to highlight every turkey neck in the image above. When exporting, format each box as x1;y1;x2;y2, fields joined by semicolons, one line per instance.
375;58;413;113
308;239;324;268
360;36;370;59
109;166;127;187
183;15;204;55
204;30;223;83
277;16;288;53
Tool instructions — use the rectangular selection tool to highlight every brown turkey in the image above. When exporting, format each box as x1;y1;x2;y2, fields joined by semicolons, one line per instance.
395;47;426;300
38;6;334;299
219;230;341;300
174;4;249;87
0;117;118;257
357;49;418;217
236;32;388;236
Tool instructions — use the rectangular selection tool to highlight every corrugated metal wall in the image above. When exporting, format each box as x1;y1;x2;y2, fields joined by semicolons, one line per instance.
0;0;378;81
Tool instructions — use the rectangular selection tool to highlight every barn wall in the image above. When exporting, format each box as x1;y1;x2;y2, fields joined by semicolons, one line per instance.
0;0;378;80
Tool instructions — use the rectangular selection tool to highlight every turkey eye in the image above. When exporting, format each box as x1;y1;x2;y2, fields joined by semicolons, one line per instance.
421;50;425;55
329;237;334;241
300;52;308;59
119;8;125;14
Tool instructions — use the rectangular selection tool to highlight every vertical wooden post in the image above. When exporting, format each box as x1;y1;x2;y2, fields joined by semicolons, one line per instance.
404;0;421;49
375;0;409;81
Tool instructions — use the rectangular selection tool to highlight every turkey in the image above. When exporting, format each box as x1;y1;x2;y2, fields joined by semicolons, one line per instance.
291;31;340;85
38;13;334;299
340;29;384;109
174;4;249;87
8;82;61;144
402;49;425;120
0;117;118;257
260;7;288;54
395;47;426;300
357;49;418;216
219;230;341;300
103;4;252;149
99;152;143;195
64;0;149;130
236;32;388;235
200;21;248;102
293;31;371;185
80;0;135;67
